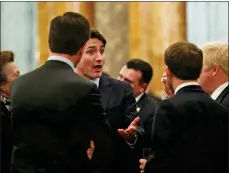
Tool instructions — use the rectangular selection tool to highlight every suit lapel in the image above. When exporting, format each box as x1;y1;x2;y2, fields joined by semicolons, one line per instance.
216;85;229;103
99;76;112;110
136;93;147;113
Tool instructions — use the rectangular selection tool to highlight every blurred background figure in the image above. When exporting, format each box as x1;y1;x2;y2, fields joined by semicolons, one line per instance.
198;42;228;108
160;72;174;100
0;50;20;173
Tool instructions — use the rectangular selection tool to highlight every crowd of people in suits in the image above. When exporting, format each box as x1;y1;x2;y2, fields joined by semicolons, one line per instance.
0;12;228;173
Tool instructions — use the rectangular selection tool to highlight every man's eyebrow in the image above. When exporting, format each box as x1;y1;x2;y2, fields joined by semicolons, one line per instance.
85;45;97;49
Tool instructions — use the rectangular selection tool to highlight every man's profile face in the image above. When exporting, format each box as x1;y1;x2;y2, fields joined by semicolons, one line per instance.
118;66;145;97
198;65;215;94
76;38;105;80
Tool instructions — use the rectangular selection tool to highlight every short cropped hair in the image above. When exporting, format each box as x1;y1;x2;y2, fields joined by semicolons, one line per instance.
164;42;203;80
126;59;153;84
49;12;90;55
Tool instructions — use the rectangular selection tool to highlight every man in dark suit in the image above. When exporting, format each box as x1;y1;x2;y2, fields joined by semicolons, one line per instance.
118;59;158;143
118;59;158;173
140;42;228;173
10;12;114;173
198;42;229;109
75;29;142;173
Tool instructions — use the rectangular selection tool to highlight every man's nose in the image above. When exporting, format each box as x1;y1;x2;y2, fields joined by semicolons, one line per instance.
96;52;104;62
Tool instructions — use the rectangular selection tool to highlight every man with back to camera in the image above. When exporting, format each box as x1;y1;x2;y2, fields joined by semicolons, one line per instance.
10;12;114;173
139;41;228;173
75;29;144;173
198;42;229;109
162;42;229;108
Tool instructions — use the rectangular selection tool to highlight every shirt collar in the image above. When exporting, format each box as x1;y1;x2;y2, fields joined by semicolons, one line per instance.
47;56;74;70
211;82;228;100
135;93;144;102
90;78;100;87
174;82;199;94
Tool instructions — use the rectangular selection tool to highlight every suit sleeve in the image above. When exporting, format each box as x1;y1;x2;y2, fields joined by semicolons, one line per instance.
82;84;115;172
123;82;145;136
145;100;176;173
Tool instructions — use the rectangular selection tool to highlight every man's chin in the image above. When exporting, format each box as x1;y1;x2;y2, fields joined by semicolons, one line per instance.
92;72;102;79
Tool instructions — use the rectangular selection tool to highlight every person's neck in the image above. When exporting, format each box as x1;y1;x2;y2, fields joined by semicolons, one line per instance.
50;52;75;65
210;77;228;95
75;69;98;81
172;78;198;92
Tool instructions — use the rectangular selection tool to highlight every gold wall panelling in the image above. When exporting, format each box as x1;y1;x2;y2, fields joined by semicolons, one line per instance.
94;2;129;77
129;2;187;96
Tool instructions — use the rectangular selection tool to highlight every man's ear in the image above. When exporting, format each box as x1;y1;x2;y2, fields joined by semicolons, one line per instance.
140;83;148;93
77;48;84;57
212;65;219;77
164;65;171;78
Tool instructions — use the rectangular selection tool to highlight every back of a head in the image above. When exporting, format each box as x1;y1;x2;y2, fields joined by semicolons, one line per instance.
200;42;228;77
49;12;90;55
164;42;203;80
126;59;153;84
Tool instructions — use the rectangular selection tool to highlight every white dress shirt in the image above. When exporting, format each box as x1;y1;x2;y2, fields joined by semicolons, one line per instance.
90;78;100;87
211;82;228;100
174;82;199;95
135;93;144;102
47;55;75;70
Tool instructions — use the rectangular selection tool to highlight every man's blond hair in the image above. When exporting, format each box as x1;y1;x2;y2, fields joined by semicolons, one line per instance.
200;42;228;76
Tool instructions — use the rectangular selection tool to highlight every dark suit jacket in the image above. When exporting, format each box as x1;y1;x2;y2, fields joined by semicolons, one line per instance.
129;93;158;173
0;101;12;173
137;93;158;145
216;85;229;109
10;60;114;173
145;85;228;173
99;75;143;173
99;75;138;131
